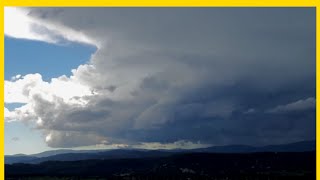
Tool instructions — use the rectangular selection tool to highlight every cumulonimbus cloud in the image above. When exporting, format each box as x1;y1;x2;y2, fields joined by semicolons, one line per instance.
5;8;316;148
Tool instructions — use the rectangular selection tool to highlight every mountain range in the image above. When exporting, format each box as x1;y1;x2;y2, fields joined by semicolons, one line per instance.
5;140;315;164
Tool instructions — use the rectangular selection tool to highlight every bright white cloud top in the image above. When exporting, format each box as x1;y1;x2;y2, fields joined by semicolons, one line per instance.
5;7;98;46
5;7;316;149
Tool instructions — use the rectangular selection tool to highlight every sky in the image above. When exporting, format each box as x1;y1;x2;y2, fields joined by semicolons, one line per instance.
4;7;316;155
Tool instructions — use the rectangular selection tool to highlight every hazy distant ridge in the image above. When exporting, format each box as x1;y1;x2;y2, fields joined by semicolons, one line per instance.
5;140;315;164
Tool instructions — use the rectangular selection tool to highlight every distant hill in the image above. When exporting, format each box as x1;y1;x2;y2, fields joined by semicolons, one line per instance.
5;149;175;164
5;140;315;164
30;149;102;158
257;140;316;152
24;149;175;164
4;155;38;164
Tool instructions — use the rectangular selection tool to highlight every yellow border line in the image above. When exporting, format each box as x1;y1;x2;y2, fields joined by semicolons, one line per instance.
2;0;318;7
317;5;319;180
1;2;318;180
1;0;4;179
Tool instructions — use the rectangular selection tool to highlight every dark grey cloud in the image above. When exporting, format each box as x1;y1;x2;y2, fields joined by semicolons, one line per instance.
9;8;315;148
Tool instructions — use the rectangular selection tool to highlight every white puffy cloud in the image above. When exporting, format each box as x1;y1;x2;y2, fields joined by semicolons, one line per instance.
5;107;15;122
4;104;36;122
5;73;92;124
5;8;316;148
5;73;92;104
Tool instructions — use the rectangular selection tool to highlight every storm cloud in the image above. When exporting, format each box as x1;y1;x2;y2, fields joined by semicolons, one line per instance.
5;8;315;148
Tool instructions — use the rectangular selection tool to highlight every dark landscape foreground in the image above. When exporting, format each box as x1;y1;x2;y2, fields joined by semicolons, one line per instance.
6;151;315;180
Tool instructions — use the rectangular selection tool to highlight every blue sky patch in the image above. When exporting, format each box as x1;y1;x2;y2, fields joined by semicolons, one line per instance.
5;36;96;81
